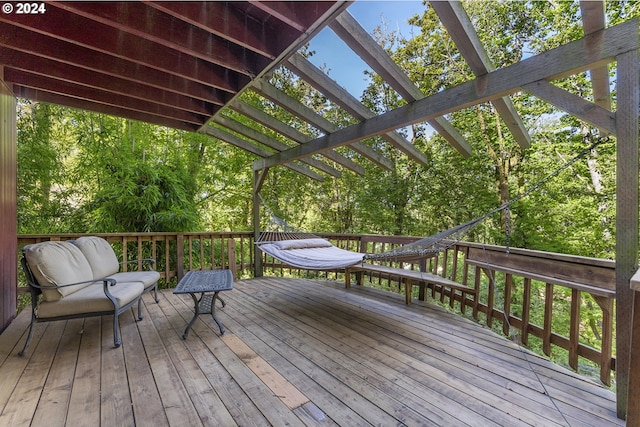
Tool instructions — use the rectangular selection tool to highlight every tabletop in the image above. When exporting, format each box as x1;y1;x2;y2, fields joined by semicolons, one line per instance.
173;269;234;294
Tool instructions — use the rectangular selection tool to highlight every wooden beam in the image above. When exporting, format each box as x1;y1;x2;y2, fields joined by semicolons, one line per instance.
286;53;433;164
580;1;611;111
54;1;271;76
0;22;233;104
201;125;324;181
233;99;365;175
253;169;267;277
430;1;531;149
330;11;473;156
616;48;639;421
254;19;637;170
522;80;616;134
0;9;248;93
0;77;17;333
213;115;341;178
6;69;208;125
145;1;281;59
16;86;200;131
251;80;394;170
1;47;218;116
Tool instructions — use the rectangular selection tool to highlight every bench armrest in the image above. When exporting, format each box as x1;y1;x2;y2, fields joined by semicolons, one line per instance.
26;277;117;290
27;277;125;302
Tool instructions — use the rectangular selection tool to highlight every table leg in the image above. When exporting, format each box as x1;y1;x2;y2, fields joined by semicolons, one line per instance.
211;292;225;335
182;292;202;339
182;292;226;339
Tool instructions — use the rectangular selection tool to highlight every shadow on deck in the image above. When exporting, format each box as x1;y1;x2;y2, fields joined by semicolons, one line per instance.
0;277;622;426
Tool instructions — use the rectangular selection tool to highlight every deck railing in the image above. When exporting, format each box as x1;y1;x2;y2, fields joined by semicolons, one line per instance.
258;233;616;386
17;232;616;386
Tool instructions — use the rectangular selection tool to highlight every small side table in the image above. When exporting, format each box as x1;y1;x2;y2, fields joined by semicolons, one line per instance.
173;269;234;338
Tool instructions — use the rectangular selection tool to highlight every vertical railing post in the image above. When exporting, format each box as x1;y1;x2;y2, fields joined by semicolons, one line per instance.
615;46;639;420
228;239;237;280
176;233;184;281
253;169;268;278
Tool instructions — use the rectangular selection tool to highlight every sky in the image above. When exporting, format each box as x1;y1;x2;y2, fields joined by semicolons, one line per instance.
306;1;426;97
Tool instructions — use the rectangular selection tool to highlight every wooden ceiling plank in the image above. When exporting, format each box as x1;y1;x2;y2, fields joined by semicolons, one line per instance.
232;99;365;175
202;125;324;181
522;81;616;135
0;23;230;105
212;115;342;178
144;1;280;59
330;11;473;156
430;1;531;149
286;54;433;164
2;48;215;117
580;0;611;111
55;1;270;77
16;87;199;131
251;80;394;170
0;10;246;93
6;69;206;126
254;19;637;170
249;1;329;32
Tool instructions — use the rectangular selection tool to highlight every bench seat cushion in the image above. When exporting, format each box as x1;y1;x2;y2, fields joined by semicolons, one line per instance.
24;241;95;302
108;271;160;291
36;281;144;318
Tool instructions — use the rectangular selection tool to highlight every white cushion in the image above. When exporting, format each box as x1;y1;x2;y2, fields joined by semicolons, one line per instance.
24;241;94;302
72;236;120;279
272;238;333;250
109;271;160;290
36;281;144;318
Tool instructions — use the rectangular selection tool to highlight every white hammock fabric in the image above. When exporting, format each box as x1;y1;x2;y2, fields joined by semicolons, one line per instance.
256;238;364;270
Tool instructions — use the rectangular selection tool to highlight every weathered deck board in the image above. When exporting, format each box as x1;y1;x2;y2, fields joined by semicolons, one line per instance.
0;277;623;426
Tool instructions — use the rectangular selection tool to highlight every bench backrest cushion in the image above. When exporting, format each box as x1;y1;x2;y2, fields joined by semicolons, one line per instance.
72;236;120;279
24;241;94;302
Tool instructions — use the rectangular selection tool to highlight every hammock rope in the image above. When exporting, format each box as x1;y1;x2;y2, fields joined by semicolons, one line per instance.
257;138;606;265
257;194;321;243
364;138;606;262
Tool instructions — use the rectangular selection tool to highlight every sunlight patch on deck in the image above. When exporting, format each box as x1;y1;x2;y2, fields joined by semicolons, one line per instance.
222;333;312;411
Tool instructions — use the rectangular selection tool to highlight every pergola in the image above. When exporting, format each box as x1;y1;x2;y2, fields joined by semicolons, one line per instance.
0;0;637;421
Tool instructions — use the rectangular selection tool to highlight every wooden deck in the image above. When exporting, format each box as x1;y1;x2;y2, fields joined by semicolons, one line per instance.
0;277;622;426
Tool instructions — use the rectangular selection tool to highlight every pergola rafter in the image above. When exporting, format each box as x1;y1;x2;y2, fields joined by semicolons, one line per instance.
429;1;531;150
285;53;432;165
253;18;635;170
330;11;474;157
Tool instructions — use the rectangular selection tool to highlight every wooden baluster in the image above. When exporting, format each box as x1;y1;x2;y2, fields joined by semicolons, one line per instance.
176;234;184;281
472;265;481;320
485;267;494;328
199;235;204;269
543;283;554;357
521;277;532;346
503;274;513;337
122;236;129;272
593;294;613;386
569;288;580;370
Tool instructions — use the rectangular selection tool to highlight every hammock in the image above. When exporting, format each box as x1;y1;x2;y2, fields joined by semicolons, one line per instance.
256;138;605;269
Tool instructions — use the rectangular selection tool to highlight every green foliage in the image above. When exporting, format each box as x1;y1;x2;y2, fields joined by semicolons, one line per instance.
17;101;74;233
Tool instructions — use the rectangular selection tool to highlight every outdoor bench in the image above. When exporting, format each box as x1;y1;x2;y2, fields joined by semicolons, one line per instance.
345;263;477;305
19;236;160;355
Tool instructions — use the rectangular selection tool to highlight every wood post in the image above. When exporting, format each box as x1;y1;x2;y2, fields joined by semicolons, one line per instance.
0;75;17;333
617;46;640;421
253;169;268;278
227;239;237;280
